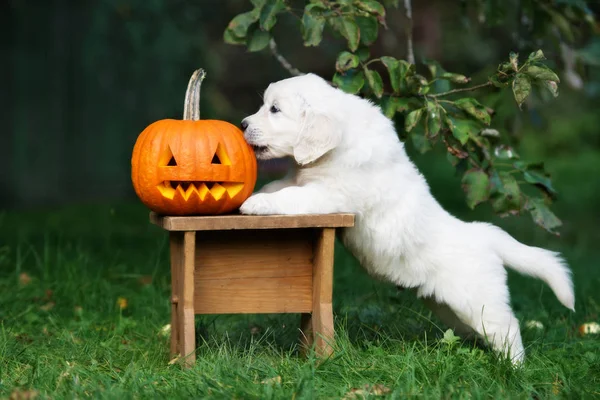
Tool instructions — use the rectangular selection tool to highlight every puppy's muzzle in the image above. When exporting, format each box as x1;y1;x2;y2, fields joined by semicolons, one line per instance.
240;118;268;155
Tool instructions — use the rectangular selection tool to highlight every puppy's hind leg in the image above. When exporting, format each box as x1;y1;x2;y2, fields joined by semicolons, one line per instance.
477;304;525;365
443;294;525;365
421;296;476;339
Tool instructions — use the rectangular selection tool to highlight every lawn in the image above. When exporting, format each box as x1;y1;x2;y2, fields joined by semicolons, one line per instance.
1;151;600;398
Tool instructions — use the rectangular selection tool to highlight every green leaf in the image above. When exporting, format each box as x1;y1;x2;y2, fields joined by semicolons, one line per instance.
542;80;559;97
410;125;432;154
405;108;424;132
356;47;370;62
357;0;386;16
333;70;365;94
381;97;415;118
364;69;384;98
498;62;513;74
454;98;491;125
408;74;430;95
526;198;562;234
398;60;416;92
425;101;441;136
523;169;558;197
246;28;270;52
527;49;546;63
512;74;532;108
381;97;397;119
355;16;379;46
224;28;247;45
250;0;267;8
336;51;360;72
259;0;285;31
302;5;326;46
491;172;522;214
462;169;490;209
226;10;260;39
509;52;519;72
441;329;461;345
493;145;519;160
336;17;360;51
522;65;560;83
444;115;469;145
489;74;510;88
439;72;470;84
380;56;400;92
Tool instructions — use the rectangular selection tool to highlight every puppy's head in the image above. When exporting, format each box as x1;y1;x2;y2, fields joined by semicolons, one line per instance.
241;73;342;166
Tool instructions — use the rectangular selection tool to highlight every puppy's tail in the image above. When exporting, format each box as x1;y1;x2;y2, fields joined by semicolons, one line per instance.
479;223;575;311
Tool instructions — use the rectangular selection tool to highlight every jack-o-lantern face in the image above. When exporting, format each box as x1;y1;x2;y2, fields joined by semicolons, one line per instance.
131;69;257;215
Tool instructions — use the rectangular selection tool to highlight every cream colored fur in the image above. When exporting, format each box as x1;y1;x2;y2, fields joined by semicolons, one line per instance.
239;73;575;364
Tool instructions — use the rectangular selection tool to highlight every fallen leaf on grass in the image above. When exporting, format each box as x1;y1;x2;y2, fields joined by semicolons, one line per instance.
343;384;391;399
261;376;281;385
14;333;33;344
168;354;181;365
159;324;171;337
9;388;39;400
249;324;262;335
138;275;153;286
116;297;128;310
70;333;82;344
19;273;32;286
579;322;600;335
552;374;563;395
40;302;55;311
525;320;544;330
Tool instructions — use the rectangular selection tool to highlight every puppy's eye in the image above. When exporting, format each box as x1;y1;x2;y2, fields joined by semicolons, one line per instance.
270;105;280;113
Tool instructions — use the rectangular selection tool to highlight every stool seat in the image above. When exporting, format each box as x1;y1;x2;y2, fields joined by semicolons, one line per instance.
150;211;355;367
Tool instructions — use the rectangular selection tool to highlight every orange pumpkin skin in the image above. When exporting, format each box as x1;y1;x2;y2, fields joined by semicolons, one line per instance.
131;119;257;215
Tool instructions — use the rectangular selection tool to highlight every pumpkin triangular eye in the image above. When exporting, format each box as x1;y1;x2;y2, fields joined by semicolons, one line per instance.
212;143;232;165
160;145;179;167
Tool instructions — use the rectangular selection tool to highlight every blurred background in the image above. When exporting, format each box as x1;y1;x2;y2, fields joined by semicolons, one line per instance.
2;0;600;263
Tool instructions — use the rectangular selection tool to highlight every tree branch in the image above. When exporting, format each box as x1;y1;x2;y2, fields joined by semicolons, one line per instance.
429;81;493;98
404;0;415;65
269;38;303;76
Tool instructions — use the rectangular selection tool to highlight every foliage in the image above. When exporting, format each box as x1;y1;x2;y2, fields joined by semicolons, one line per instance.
223;0;598;235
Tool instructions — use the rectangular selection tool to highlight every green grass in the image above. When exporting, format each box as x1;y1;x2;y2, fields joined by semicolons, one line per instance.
1;202;598;399
2;147;600;399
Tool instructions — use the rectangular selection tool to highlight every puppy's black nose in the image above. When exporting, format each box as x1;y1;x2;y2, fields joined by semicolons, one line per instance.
240;119;249;131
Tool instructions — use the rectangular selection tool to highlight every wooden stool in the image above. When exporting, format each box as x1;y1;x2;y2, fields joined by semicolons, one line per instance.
150;212;355;367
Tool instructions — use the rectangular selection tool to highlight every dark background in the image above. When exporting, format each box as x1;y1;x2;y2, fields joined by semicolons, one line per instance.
2;0;600;251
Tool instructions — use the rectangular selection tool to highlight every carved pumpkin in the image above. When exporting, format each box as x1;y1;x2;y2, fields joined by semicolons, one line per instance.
131;69;257;215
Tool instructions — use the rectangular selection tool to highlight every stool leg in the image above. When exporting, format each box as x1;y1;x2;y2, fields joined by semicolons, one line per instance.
179;231;196;367
169;232;181;358
311;228;335;357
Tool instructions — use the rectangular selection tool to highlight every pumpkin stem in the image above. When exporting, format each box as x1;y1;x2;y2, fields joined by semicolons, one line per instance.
183;68;206;121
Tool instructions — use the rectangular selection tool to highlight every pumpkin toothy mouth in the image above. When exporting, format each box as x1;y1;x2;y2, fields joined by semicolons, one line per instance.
157;180;245;201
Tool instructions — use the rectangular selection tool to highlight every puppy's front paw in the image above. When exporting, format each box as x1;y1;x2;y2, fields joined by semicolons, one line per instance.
239;193;277;215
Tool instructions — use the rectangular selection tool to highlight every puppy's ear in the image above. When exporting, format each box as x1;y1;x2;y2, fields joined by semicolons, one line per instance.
293;109;342;165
